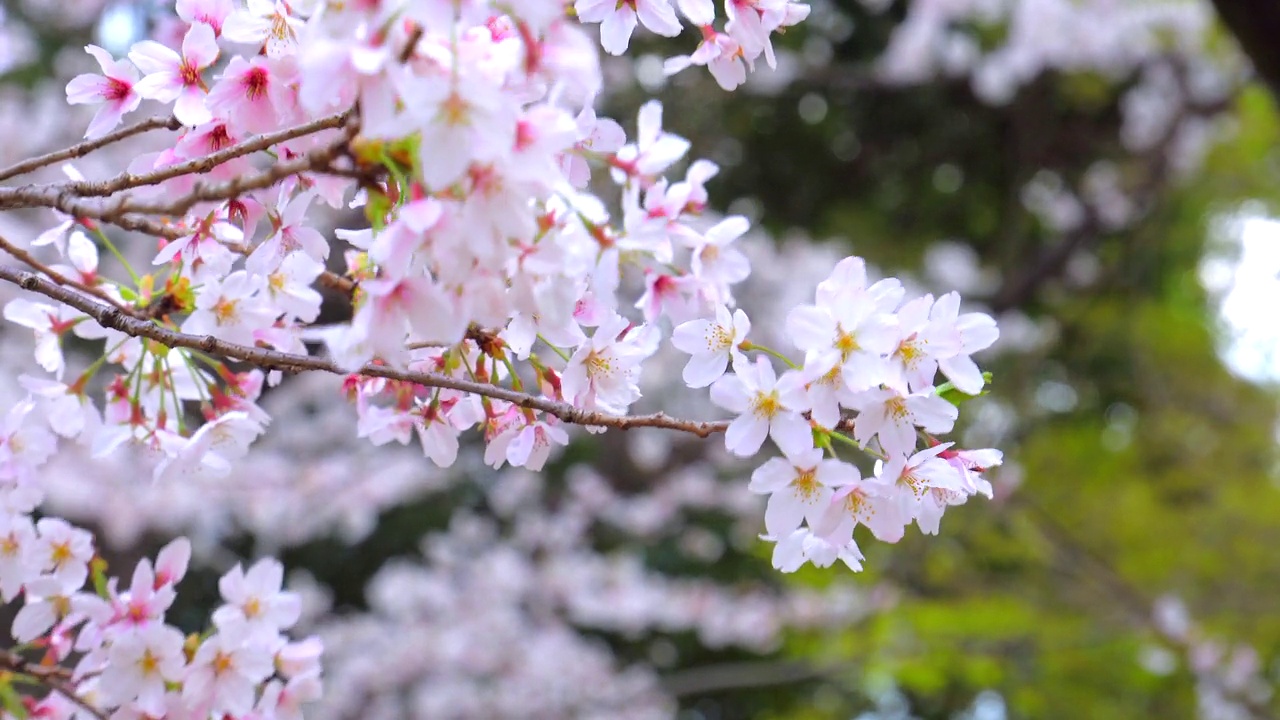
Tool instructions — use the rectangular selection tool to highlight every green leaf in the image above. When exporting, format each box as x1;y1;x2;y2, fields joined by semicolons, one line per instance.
936;372;994;406
90;556;109;599
0;676;28;719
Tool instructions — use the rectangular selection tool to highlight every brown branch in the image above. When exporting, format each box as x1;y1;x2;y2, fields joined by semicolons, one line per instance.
0;265;730;438
989;69;1234;313
0;648;106;720
662;659;838;697
0;115;182;184
0;233;141;318
0;111;352;213
111;128;358;217
0;130;360;297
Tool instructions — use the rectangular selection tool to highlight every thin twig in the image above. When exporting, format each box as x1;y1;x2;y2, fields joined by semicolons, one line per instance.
0;265;730;438
0;233;142;318
0;111;351;208
661;659;837;697
113;125;358;216
0;115;181;183
0;648;107;720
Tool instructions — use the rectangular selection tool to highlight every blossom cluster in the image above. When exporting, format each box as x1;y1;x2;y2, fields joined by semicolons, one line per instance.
668;257;1000;571
0;0;1006;713
5;0;1003;568
311;483;883;720
0;398;318;719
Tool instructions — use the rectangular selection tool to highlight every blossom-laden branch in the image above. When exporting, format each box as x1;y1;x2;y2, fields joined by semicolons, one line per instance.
0;111;351;203
0;649;106;720
0;115;358;231
0;0;996;617
0;264;731;438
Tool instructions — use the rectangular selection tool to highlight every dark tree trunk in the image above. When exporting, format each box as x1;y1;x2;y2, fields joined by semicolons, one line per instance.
1212;0;1280;99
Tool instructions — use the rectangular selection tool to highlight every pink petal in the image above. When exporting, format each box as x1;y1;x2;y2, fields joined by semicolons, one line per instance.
182;22;221;69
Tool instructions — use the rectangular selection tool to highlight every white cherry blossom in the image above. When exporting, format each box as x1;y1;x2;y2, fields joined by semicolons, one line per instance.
672;305;751;388
710;356;812;457
748;446;851;536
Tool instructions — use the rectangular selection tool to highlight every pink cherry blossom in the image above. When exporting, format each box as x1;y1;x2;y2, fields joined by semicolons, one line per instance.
771;527;865;573
65;45;141;139
97;624;187;714
33;518;93;588
183;627;275;716
207;55;293;135
664;26;750;91
177;0;234;35
561;313;658;415
130;23;221;126
246;192;331;275
222;0;305;58
849;387;958;458
931;292;1000;394
611;101;691;184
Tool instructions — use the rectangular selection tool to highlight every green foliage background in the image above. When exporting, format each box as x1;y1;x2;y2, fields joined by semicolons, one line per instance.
625;4;1280;717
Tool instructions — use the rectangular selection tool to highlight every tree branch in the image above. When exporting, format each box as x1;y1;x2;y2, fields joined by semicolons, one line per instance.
1211;0;1280;101
0;110;352;204
0;648;106;720
661;659;836;697
0;233;141;318
0;115;182;184
0;265;730;438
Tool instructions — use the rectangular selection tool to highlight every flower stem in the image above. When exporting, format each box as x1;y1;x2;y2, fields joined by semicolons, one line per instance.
738;340;798;370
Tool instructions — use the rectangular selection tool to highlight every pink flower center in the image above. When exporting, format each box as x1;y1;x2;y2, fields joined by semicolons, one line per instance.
105;77;133;102
180;59;202;88
242;67;270;100
205;124;234;151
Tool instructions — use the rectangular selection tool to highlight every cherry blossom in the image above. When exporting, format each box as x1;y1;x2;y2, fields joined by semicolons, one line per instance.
222;0;305;58
664;27;750;91
748;446;850;537
130;22;221;126
849;387;959;458
611;100;691;184
33;517;93;588
213;558;302;637
0;400;57;487
64;45;142;139
176;0;233;35
207;55;293;135
97;624;188;714
771;527;865;573
562;313;658;415
710;356;811;457
575;0;683;55
932;292;1001;394
3;298;84;379
672;304;751;388
0;2;1019;711
184;627;276;715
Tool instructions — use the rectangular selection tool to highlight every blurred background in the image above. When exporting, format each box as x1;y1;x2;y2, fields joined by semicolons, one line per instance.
5;0;1280;718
